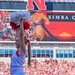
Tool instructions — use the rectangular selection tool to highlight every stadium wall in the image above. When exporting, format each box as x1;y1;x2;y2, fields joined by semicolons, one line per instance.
0;58;75;63
0;41;75;62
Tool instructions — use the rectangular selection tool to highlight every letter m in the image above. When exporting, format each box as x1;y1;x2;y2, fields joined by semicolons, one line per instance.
26;0;46;10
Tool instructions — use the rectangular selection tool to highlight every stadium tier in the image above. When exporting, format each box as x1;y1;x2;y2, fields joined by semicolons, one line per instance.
0;11;75;41
0;0;75;10
0;41;75;75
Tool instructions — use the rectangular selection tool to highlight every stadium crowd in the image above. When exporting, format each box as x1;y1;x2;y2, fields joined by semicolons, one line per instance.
0;58;75;75
0;11;16;41
0;11;35;41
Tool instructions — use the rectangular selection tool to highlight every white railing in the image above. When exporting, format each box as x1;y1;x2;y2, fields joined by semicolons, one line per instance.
45;0;75;2
0;41;75;48
0;0;75;2
0;0;28;1
0;41;75;43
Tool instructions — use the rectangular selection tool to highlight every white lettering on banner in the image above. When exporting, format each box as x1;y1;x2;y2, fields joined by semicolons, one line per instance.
48;15;69;20
72;16;75;20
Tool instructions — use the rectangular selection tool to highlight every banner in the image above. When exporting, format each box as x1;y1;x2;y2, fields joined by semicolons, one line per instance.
30;11;75;41
0;11;75;41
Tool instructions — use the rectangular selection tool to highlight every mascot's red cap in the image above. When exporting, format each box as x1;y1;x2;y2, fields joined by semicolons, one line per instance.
10;20;30;30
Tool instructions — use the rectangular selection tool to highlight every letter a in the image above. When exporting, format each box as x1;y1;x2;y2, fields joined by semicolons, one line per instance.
26;0;46;10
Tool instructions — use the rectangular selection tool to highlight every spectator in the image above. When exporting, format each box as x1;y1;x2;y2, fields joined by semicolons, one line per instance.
0;58;75;75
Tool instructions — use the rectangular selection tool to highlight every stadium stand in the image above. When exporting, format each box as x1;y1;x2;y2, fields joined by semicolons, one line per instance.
0;41;75;75
0;0;75;10
0;0;75;75
0;58;75;75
